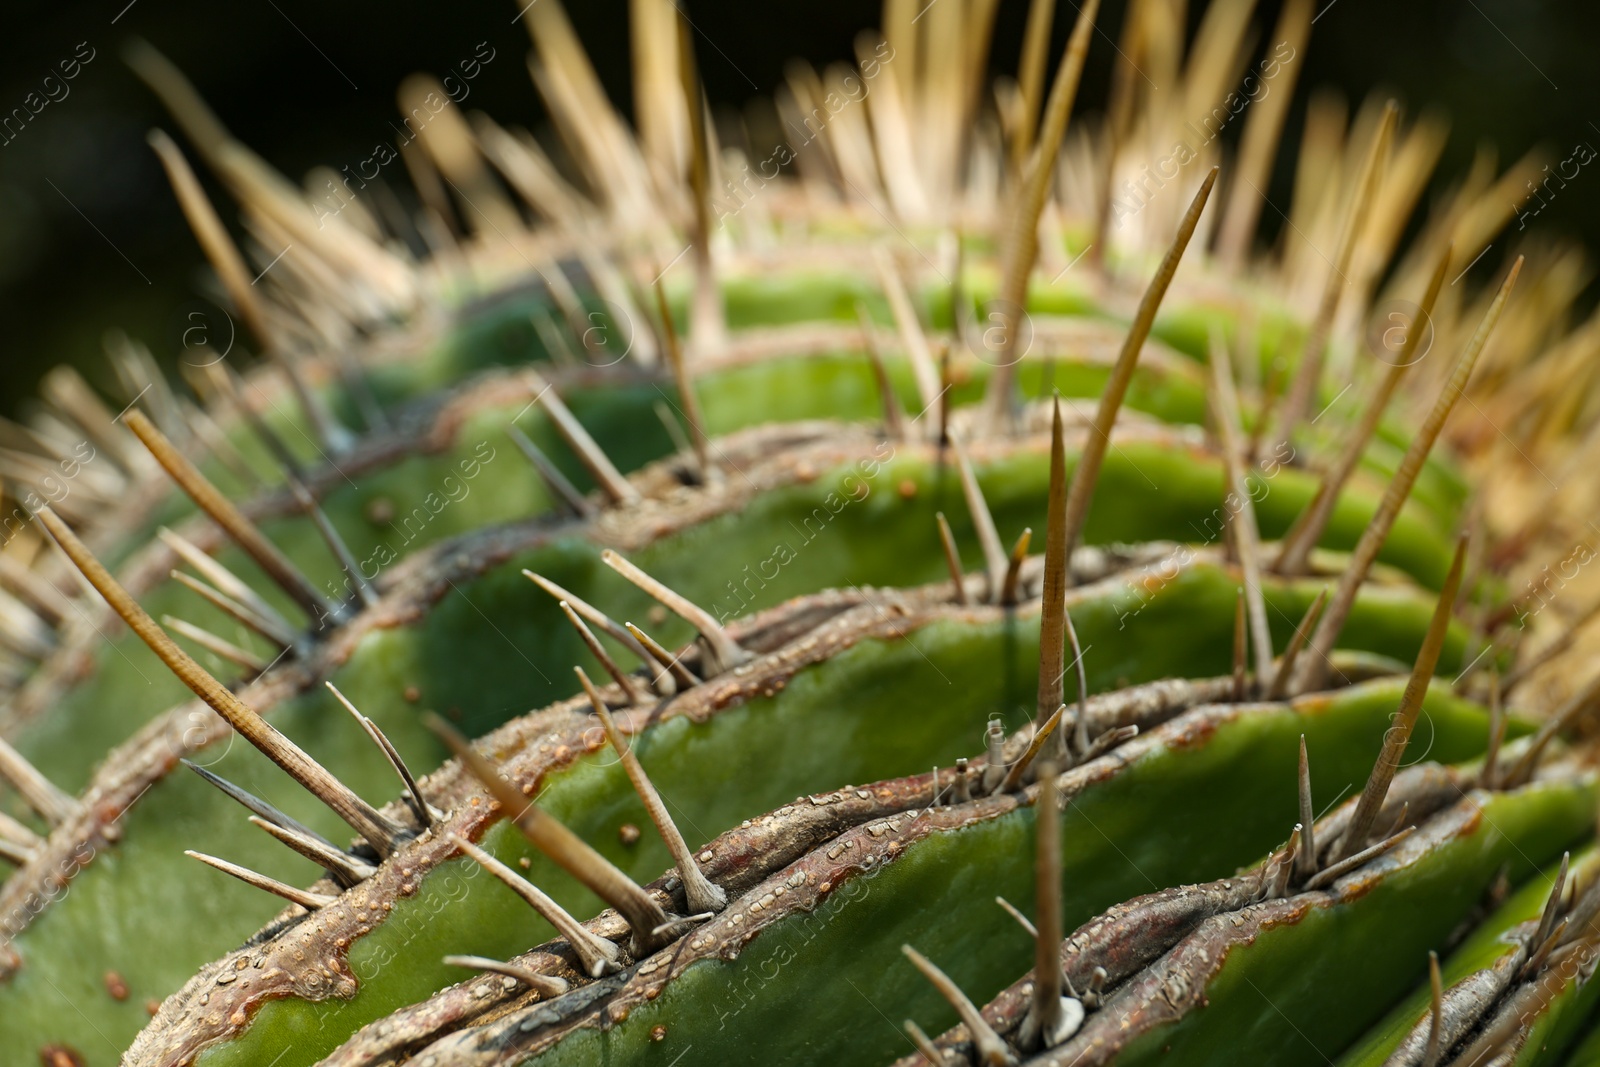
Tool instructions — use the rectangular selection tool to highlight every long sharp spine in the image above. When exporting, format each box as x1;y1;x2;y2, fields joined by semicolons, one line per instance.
578;667;725;913
1059;168;1218;577
902;944;1018;1067
448;832;621;978
1291;258;1521;694
124;410;339;626
38;505;403;855
560;602;643;705
0;735;77;826
601;549;749;673
430;715;674;955
325;682;434;829
185;850;336;911
442;955;569;998
1330;535;1466;864
528;373;640;506
509;426;596;518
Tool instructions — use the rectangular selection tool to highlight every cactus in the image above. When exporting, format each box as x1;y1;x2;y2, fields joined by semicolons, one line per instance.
1;0;1597;1064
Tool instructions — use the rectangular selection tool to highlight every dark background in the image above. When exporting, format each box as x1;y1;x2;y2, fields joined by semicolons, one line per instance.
0;0;1594;415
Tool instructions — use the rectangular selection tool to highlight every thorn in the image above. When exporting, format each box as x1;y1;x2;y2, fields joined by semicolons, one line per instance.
1075;724;1137;766
206;362;304;480
447;832;621;978
986;0;1101;423
1292;258;1521;694
160;527;297;646
1060;168;1219;575
1037;396;1069;729
996;895;1038;937
1305;825;1415;890
904;1019;945;1066
443;955;569;999
1276;99;1400;441
1521;917;1571;980
1065;611;1090;761
124;411;338;626
0;808;43;856
1213;0;1313;267
1000;528;1032;606
950;435;1007;602
1295;736;1317;881
0;554;73;629
38;506;403;855
650;911;715;940
1268;589;1328;700
1422;950;1443;1067
560;602;643;705
935;513;969;606
1330;535;1467;863
1378;801;1411;843
161;614;268;672
1275;827;1303;899
653;279;713;480
601;550;749;673
577;667;725;913
981;719;1009;793
508;425;596;518
855;300;906;441
185;850;337;911
0;735;77;825
873;248;940;422
528;373;640;507
1010;0;1057;175
937;343;953;452
168;571;296;651
1530;851;1571;956
624;622;701;688
0;837;34;867
652;401;698;470
1275;243;1452;575
523;570;669;693
1233;589;1248;702
1503;671;1600;788
287;478;377;608
325;682;433;829
1023;759;1068;1049
182;760;337;852
999;704;1065;794
1480;669;1505;790
146;129;273;354
901;945;1018;1067
428;714;674;955
248;815;377;886
1209;327;1273;683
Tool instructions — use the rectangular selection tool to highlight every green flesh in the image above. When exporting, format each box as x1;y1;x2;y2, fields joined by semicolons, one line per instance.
495;683;1506;1067
1107;781;1598;1067
1341;848;1600;1067
8;411;1457;808
4;555;1470;1065
0;271;1495;1065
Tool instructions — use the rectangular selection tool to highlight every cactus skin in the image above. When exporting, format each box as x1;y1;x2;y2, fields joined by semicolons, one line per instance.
0;1;1596;1066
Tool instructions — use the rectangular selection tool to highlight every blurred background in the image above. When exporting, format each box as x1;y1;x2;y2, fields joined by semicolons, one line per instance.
0;0;1593;415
